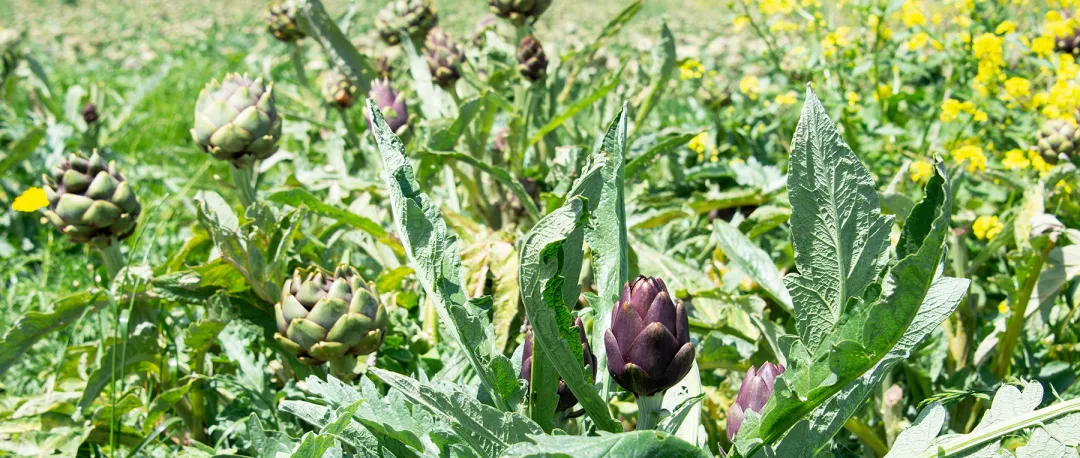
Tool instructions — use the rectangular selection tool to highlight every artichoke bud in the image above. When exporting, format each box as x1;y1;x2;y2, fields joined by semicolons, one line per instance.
367;78;409;135
190;73;282;169
1056;28;1080;56
266;0;305;42
604;276;694;397
319;68;357;109
375;0;438;46
521;317;598;412
274;265;389;377
488;0;552;27
517;35;548;82
1036;118;1080;164
424;28;464;89
727;362;786;440
41;151;141;246
82;103;99;124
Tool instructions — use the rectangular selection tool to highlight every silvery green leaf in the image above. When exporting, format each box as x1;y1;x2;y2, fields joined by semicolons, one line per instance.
279;400;378;452
713;220;793;312
502;431;710;458
884;402;946;458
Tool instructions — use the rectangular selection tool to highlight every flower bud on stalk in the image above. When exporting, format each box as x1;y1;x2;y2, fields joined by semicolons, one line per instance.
726;362;785;441
320;68;357;110
367;78;409;135
375;0;438;46
424;28;463;89
266;0;305;42
604;276;695;429
488;0;552;27
81;103;99;124
517;35;548;82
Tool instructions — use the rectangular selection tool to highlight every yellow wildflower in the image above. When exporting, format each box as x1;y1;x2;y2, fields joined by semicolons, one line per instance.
907;32;930;51
822;27;851;57
940;99;964;122
1004;77;1031;100
972;215;1004;241
998;300;1009;314
775;91;798;105
952;145;987;173
846;91;860;107
973;110;988;122
733;16;751;32
739;75;761;100
996;20;1017;35
688;132;708;154
1002;149;1030;170
1032;36;1055;57
901;0;926;28
1029;150;1053;175
680;59;705;80
769;19;798;34
11;187;49;212
758;0;795;16
910;160;933;184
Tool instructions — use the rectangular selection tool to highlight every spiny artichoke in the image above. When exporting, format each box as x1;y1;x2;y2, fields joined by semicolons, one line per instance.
42;151;141;246
320;68;357;110
517;35;548;82
266;0;305;42
489;0;552;27
521;317;597;412
274;265;389;372
424;28;463;89
1056;28;1080;55
191;73;282;168
604;276;694;396
368;78;409;134
1036;118;1080;164
726;362;785;440
375;0;438;46
82;103;99;125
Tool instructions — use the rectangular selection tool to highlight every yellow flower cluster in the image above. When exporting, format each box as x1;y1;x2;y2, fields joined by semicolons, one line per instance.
972;33;1004;87
972;215;1004;241
739;75;761;100
689;131;721;163
680;59;705;80
822;27;851;58
910;160;933;184
940;99;987;123
901;0;925;28
774;91;798;105
951;145;987;173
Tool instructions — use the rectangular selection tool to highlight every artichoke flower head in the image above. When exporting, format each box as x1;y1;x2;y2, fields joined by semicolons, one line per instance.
191;73;282;169
42;151;141;247
726;362;786;440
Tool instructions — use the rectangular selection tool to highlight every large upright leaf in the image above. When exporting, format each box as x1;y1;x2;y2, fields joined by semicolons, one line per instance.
584;104;631;384
295;0;372;93
632;21;676;133
366;100;519;411
784;87;893;353
0;290;113;377
518;160;622;433
712;220;793;312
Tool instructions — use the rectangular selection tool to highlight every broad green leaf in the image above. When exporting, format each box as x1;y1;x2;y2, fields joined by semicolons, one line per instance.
279;400;380;451
371;368;543;458
430;95;483;151
738;205;791;239
583;104;630;391
0;290;111;376
401;34;448;119
625;131;698;180
712;220;793;312
503;431;710;458
518;159;620;433
784;86;893;354
304;375;437;454
294;0;372;93
248;414;296;458
289;401;363;458
79;319;161;412
367;99;519;411
266;188;403;256
687;188;767;215
632;21;675;134
144;381;194;435
529;69;622;148
0;126;44;175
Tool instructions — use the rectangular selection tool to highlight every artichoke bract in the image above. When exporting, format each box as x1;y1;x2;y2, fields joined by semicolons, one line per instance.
368;78;409;134
726;362;785;440
604;276;694;396
489;0;552;27
42;151;141;246
424;28;464;89
274;265;389;369
1036;118;1080;164
266;0;305;42
320;68;357;110
521;317;597;412
191;73;282;168
517;35;548;82
375;0;438;46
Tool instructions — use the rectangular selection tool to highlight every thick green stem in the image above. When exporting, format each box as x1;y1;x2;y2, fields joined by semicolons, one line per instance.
97;243;124;281
844;417;887;458
289;42;310;89
635;392;665;430
190;351;208;443
230;166;258;209
993;239;1054;380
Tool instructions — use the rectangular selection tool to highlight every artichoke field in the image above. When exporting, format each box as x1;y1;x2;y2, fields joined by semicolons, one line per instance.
4;1;1080;457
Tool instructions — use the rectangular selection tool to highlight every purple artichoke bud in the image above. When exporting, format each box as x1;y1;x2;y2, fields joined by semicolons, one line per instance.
521;317;598;412
726;362;785;440
82;103;99;124
604;276;695;396
516;35;548;82
367;78;409;134
423;28;463;89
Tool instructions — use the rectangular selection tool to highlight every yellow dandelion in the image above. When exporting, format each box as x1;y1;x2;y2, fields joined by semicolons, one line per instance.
12;187;49;213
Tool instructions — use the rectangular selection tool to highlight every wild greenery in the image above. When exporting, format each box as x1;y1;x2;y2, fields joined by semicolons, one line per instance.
2;0;1080;456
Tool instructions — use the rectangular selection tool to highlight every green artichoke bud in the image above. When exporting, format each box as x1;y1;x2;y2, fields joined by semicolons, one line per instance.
320;68;357;109
1056;28;1080;56
517;35;548;82
1036;118;1080;164
375;0;438;46
266;0;305;42
424;28;463;89
488;0;552;27
274;265;389;371
191;73;282;168
42;151;141;246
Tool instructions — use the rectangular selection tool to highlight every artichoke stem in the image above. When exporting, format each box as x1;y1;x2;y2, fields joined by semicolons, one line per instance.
97;243;125;281
635;392;665;430
288;42;310;89
231;166;259;208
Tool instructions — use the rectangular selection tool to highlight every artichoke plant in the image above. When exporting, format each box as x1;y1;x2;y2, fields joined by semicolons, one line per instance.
726;362;786;440
191;73;282;169
274;265;389;377
82;103;99;125
368;78;409;134
604;276;695;398
1036;118;1080;164
1056;28;1080;55
521;317;597;413
488;0;552;27
319;68;357;110
424;28;464;89
42;151;141;247
375;0;438;46
517;35;548;81
266;0;305;42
